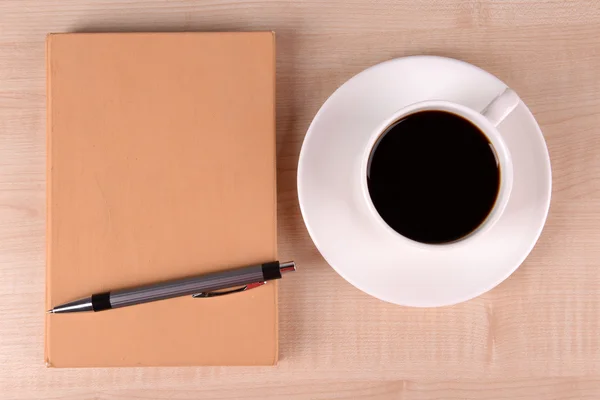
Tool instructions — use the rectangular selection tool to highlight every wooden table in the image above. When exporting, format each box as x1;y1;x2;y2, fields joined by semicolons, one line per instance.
2;0;600;398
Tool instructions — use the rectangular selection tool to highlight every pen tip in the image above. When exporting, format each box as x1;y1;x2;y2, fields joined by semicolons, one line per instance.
46;310;53;314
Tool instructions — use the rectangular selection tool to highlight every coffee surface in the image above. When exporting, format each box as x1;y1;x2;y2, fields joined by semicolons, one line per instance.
367;110;500;244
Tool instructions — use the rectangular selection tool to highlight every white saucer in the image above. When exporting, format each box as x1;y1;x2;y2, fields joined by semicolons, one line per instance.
297;56;552;307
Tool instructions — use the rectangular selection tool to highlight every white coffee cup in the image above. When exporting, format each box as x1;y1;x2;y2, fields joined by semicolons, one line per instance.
360;88;521;248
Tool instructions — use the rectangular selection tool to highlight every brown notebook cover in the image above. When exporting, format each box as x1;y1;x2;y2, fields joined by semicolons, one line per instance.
46;32;277;367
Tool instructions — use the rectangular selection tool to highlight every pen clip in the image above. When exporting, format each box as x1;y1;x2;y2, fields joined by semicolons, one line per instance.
191;281;266;298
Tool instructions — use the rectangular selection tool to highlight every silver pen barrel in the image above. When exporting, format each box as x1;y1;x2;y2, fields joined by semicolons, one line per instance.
110;265;264;308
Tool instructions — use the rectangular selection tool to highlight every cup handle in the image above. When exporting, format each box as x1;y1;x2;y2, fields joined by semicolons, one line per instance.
481;88;521;127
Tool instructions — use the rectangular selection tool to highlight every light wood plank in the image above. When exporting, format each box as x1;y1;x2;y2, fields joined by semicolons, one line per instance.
4;379;600;400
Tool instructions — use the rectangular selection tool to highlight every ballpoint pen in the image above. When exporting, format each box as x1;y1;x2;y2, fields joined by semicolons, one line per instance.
47;260;296;314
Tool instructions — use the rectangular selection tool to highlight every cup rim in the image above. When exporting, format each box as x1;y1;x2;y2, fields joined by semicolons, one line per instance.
360;100;514;250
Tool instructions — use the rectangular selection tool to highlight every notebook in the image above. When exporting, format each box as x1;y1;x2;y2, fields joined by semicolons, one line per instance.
45;32;277;367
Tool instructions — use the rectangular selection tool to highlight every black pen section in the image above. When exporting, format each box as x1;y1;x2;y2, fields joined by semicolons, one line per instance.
261;261;282;281
91;292;112;311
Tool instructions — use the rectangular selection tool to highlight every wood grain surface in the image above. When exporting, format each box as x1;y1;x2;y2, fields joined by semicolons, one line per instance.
2;0;600;398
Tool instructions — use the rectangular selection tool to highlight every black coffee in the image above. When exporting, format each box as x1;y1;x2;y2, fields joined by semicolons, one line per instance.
367;110;500;244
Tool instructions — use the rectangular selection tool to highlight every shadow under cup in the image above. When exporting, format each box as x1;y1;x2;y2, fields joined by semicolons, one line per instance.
365;109;502;245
